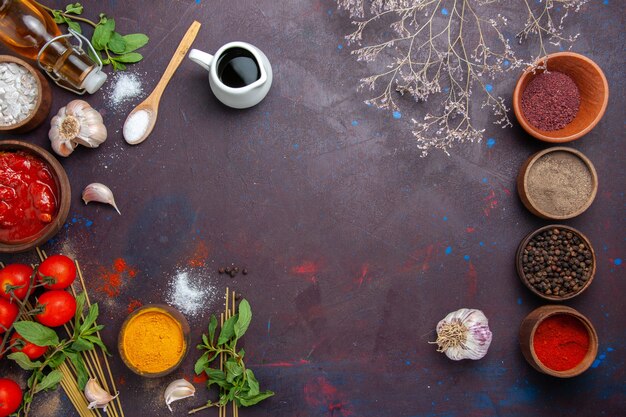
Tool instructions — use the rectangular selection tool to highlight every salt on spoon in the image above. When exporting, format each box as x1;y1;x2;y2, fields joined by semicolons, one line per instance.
123;21;201;145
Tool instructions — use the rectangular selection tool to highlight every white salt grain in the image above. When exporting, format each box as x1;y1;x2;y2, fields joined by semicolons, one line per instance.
107;72;143;107
0;63;38;126
166;269;216;317
123;109;150;144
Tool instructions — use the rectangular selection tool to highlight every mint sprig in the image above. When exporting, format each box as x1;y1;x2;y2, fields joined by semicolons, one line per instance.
189;300;274;414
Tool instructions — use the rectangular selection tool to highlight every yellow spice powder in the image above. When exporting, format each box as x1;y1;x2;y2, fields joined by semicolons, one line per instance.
122;309;185;373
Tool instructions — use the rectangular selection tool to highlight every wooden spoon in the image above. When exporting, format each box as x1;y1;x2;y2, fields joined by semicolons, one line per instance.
123;21;201;145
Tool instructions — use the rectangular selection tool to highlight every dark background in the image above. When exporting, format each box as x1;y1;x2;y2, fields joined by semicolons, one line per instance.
1;0;624;416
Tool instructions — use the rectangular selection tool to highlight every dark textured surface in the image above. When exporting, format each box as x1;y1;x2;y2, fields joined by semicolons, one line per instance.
1;1;624;416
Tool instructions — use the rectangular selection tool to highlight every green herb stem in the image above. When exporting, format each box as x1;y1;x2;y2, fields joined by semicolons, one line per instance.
36;2;98;27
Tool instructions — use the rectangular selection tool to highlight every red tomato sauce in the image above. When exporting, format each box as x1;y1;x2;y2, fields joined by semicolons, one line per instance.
0;151;58;243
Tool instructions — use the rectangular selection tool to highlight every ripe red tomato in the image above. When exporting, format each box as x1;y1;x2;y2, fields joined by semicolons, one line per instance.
0;264;33;300
0;298;19;334
10;332;48;360
37;255;76;290
35;291;76;327
0;378;22;417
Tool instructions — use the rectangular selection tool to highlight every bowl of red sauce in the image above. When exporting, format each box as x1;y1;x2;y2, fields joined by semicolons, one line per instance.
0;140;70;253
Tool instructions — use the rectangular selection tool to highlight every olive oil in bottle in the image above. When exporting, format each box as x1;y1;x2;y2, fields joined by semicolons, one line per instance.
0;0;106;93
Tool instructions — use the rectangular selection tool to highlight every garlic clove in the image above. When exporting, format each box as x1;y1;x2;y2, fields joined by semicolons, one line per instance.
48;99;107;156
164;378;195;412
82;183;121;215
84;378;119;412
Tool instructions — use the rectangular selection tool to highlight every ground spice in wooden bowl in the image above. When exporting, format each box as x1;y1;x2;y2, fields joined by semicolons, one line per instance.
521;71;580;131
516;225;596;301
519;305;598;378
517;147;597;219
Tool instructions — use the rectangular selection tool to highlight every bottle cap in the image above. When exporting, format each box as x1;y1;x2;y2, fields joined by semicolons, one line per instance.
82;69;107;94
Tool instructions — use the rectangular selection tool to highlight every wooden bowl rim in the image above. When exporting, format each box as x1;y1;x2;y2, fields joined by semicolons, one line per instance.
520;146;598;219
0;55;46;131
0;140;71;253
513;52;609;143
117;304;191;378
516;224;597;301
520;305;599;378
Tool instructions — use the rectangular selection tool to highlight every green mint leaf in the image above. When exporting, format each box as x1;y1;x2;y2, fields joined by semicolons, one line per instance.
13;321;59;347
208;315;217;345
245;369;259;396
122;33;149;53
80;302;99;333
67;352;89;389
110;59;127;71
108;32;126;54
66;20;82;34
194;352;209;375
218;315;238;345
83;335;109;354
225;360;243;383
47;351;66;368
237;348;245;359
238;391;274;407
34;370;63;394
112;52;143;64
92;17;115;50
234;299;252;339
7;352;42;370
51;10;65;24
74;292;86;330
71;337;94;352
65;3;83;14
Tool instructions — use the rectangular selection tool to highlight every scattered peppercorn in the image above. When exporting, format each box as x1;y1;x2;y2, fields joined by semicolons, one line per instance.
521;227;593;297
218;267;225;274
242;268;248;275
218;264;249;277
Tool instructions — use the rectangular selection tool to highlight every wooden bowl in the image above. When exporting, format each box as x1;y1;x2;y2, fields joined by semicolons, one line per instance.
517;147;598;219
0;55;52;134
519;305;598;378
0;140;71;253
516;225;596;301
513;52;608;142
118;304;190;378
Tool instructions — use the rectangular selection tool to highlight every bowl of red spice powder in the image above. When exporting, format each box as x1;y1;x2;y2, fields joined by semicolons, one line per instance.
513;52;608;143
0;140;71;253
520;305;598;378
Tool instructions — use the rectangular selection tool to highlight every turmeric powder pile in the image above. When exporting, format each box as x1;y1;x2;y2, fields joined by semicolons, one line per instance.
121;308;185;374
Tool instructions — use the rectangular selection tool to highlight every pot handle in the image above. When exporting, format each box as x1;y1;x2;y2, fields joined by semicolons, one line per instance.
188;49;214;72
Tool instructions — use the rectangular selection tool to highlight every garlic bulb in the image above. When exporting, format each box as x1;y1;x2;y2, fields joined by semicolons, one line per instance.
164;378;195;412
49;100;107;157
84;378;118;412
431;308;492;361
82;183;121;215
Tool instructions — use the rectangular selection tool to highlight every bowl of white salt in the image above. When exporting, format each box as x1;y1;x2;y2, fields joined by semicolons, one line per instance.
0;55;52;134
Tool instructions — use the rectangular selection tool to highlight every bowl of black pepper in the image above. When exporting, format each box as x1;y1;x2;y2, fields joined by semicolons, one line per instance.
516;225;596;301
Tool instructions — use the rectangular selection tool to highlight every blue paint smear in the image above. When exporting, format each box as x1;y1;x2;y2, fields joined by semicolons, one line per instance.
517;297;523;305
503;59;510;67
441;7;449;15
603;0;608;4
464;255;470;261
393;111;402;119
485;84;494;92
482;177;488;183
337;44;343;50
445;246;452;255
85;220;93;227
327;9;333;15
293;143;299;150
443;216;448;221
405;360;411;365
479;241;484;246
614;258;622;265
486;137;496;148
351;120;358;126
443;86;450;92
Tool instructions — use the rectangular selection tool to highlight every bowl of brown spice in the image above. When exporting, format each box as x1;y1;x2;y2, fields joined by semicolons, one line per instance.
513;52;608;143
516;225;596;301
517;147;598;220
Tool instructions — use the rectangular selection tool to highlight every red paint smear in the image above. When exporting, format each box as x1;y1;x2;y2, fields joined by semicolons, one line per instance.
502;187;511;196
193;372;208;384
127;299;142;313
303;377;353;416
466;227;475;233
467;261;477;297
401;245;435;272
118;376;125;386
258;359;311;368
189;240;211;267
291;261;319;274
483;190;498;216
355;263;369;288
96;258;138;298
